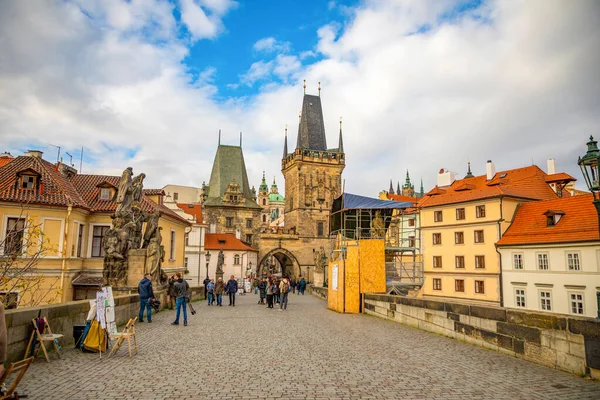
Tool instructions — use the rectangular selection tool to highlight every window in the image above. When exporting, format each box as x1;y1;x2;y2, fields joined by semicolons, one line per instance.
513;253;523;270
408;235;415;248
474;230;484;243
546;215;555;227
433;279;442;291
262;215;266;223
537;253;549;270
408;219;415;227
567;253;580;271
4;218;25;255
245;234;252;244
99;188;111;200
456;208;465;220
91;226;109;257
569;293;584;315
434;211;443;222
476;205;486;218
21;175;35;189
475;280;485;294
433;256;442;268
475;255;485;269
169;230;176;260
246;219;252;229
173;192;179;201
455;279;465;292
234;254;240;264
515;288;526;308
226;217;233;228
185;233;189;246
539;291;552;311
432;233;442;245
317;222;324;237
454;232;464;244
455;256;465;269
76;224;84;258
184;257;188;268
262;198;266;206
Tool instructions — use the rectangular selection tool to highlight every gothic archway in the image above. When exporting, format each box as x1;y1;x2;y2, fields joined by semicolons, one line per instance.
258;248;301;279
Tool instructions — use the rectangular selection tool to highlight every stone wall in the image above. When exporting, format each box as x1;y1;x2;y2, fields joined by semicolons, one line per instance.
309;285;328;301
5;286;205;363
364;293;600;379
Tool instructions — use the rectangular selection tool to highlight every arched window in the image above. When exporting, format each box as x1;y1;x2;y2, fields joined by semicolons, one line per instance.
262;215;266;223
262;198;266;205
234;254;240;264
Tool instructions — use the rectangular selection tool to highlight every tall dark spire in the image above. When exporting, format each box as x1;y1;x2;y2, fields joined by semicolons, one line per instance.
397;182;401;195
464;162;474;179
338;117;344;153
389;179;395;195
283;125;288;159
296;93;327;151
403;170;413;189
420;179;424;196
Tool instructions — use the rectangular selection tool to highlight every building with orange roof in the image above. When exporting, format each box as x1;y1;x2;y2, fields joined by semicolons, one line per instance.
0;152;14;168
497;194;600;318
419;160;575;305
204;233;258;285
0;150;190;307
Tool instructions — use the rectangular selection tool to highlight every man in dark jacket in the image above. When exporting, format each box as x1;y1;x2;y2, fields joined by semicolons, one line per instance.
224;275;238;306
168;275;177;309
203;276;211;300
138;273;155;322
299;277;307;295
172;273;190;326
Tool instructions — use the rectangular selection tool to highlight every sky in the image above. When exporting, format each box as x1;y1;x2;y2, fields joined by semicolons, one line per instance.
0;0;599;197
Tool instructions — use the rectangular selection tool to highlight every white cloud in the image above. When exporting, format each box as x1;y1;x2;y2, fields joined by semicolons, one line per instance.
0;0;598;199
253;37;291;54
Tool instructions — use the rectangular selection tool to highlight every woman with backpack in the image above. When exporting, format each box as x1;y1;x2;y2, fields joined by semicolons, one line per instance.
279;277;290;311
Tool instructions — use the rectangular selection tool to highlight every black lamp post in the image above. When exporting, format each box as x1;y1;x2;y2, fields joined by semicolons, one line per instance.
578;135;600;319
205;251;211;281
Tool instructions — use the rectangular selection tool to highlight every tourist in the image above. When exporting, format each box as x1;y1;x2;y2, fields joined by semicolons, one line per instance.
290;278;296;294
266;278;275;309
296;280;301;295
299;277;307;295
168;275;177;309
203;276;211;300
273;278;281;304
279;277;290;311
257;278;267;305
172;272;189;326
225;275;238;306
253;278;259;295
137;273;154;323
214;277;224;307
206;279;215;305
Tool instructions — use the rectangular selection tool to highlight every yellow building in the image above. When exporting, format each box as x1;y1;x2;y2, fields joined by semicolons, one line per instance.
418;161;574;305
0;151;190;307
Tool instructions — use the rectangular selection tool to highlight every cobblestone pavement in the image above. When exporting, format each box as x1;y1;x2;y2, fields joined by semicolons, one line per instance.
15;292;600;399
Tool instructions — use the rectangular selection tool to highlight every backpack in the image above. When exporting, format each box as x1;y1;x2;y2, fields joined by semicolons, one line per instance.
282;280;289;293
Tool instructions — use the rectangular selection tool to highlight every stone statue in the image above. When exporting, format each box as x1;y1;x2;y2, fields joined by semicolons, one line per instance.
128;206;146;250
146;236;163;283
102;218;131;285
116;167;134;213
216;249;225;274
371;210;385;239
131;173;146;203
142;211;161;248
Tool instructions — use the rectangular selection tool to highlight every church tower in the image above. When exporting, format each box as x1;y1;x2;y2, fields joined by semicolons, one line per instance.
282;91;345;237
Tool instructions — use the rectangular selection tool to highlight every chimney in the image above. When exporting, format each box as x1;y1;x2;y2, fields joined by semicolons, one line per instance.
0;152;13;159
24;150;43;158
486;160;496;180
547;158;556;175
437;168;456;187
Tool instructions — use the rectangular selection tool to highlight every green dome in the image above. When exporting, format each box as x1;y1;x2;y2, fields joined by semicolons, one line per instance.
268;193;284;202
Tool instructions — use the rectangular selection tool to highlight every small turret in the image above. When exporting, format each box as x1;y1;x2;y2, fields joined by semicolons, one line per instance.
389;179;395;195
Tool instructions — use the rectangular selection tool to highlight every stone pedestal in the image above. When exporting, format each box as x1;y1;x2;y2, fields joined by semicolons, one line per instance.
127;248;147;286
216;271;224;282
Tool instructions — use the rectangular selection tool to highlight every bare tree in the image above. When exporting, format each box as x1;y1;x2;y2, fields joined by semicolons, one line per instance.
0;205;61;308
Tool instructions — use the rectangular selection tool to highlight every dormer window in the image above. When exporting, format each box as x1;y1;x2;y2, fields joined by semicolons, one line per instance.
544;210;565;227
21;175;36;189
100;188;111;200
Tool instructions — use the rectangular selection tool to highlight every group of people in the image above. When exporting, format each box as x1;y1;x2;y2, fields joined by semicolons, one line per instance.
204;275;239;306
138;272;190;326
255;276;306;311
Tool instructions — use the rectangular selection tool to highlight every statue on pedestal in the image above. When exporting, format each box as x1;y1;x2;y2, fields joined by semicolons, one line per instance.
371;210;385;239
216;249;225;274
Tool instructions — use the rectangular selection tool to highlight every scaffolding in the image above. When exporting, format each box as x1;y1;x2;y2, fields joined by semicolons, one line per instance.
329;193;423;294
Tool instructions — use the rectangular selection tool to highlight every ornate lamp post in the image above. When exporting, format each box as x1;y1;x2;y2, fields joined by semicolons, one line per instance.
578;135;600;319
205;251;211;281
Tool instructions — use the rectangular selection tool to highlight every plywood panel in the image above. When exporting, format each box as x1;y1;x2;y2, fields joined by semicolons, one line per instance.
359;240;386;294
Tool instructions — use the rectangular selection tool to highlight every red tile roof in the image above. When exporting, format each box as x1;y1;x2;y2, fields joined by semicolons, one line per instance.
176;203;203;223
386;193;418;204
497;194;599;246
0;158;13;168
544;172;576;184
418;165;560;208
143;189;165;196
205;233;257;252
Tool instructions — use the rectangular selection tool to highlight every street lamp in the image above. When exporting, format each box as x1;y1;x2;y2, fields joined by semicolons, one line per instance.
578;135;600;319
205;251;211;281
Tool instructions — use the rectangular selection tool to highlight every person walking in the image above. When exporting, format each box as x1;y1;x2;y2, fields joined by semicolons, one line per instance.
206;279;215;305
273;278;281;304
203;276;211;300
257;278;267;305
299;277;307;295
214;277;224;306
279;277;290;311
225;275;238;306
138;273;154;323
266;278;275;309
290;278;296;294
172;273;189;326
168;275;177;309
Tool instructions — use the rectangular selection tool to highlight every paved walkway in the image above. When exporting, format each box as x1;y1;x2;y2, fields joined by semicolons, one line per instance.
16;292;600;399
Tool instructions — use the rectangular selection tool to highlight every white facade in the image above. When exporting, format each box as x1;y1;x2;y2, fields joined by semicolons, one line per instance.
162;184;202;205
204;249;258;282
500;242;600;318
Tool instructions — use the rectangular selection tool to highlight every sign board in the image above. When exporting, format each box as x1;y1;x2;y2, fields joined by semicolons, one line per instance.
331;264;338;291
